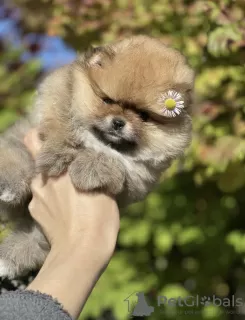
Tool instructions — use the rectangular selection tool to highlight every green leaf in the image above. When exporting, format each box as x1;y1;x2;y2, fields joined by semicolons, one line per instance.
177;227;204;246
119;219;151;246
154;227;174;253
0;109;19;131
208;26;243;57
160;284;189;299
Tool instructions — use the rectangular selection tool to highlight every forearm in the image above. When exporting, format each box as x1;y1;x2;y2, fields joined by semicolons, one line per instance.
28;236;117;319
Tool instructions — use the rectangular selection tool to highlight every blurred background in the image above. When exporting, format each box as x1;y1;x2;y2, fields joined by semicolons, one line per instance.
0;0;245;319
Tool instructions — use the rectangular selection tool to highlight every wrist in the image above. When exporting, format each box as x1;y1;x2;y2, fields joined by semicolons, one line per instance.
50;231;118;270
51;212;119;266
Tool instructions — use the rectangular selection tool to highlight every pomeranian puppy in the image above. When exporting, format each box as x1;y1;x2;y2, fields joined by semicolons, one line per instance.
0;36;194;278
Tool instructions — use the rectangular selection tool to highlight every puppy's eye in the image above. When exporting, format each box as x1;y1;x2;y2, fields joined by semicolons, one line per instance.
139;110;150;122
103;97;115;104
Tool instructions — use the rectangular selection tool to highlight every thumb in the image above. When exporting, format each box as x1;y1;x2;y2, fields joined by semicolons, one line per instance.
24;129;42;158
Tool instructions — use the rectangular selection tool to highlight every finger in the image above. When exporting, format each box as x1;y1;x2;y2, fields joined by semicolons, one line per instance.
24;129;42;158
31;173;46;190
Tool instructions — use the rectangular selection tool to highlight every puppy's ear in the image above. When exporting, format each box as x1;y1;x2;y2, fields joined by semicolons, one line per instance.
84;46;115;68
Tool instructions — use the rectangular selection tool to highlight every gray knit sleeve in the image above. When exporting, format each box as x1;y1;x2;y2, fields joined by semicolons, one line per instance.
0;290;72;320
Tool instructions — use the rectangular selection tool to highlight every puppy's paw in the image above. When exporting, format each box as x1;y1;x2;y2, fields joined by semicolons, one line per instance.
0;225;49;279
69;150;125;195
0;259;15;279
36;144;76;177
0;171;31;205
0;189;16;203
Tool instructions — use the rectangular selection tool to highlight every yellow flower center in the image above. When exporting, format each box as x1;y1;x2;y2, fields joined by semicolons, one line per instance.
164;98;176;110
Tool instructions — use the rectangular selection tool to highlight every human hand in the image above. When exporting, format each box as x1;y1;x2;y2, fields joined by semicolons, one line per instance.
24;129;120;318
24;129;120;262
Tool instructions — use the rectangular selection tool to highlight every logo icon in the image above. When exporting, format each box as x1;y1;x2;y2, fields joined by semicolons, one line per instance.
200;296;212;306
124;292;154;317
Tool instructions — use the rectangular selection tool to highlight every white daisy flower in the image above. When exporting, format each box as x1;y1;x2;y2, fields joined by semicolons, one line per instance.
158;90;185;117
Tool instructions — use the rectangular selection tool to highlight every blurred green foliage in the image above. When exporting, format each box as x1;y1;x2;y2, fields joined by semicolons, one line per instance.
1;0;245;319
0;47;41;130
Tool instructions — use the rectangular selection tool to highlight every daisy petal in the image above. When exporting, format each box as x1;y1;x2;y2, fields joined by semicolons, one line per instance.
176;103;185;108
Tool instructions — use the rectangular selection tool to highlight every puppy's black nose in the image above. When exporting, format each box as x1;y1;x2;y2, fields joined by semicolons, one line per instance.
112;118;125;131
